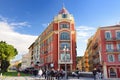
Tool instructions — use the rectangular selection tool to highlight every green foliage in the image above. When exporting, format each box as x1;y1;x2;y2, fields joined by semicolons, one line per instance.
1;60;10;72
0;41;18;72
0;41;18;61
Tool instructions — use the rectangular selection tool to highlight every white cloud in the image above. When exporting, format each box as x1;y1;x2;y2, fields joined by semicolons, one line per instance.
10;22;31;28
0;15;8;22
76;26;96;56
0;16;37;60
76;26;96;39
76;26;95;31
42;23;49;28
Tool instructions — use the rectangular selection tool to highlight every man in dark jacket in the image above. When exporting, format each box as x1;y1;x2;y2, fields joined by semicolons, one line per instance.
92;68;97;80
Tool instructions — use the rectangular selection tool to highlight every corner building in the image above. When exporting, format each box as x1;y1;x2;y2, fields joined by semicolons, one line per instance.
29;7;77;71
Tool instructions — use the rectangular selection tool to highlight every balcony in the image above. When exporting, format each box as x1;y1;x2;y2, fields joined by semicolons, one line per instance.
116;38;120;40
106;49;114;52
106;49;120;53
58;59;72;64
105;37;120;41
105;38;115;41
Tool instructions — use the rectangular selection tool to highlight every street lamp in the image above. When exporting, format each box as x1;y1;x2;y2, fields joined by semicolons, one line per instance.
63;46;69;80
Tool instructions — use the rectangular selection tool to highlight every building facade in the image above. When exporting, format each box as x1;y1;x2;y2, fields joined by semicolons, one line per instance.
83;25;120;78
99;25;120;78
21;53;31;69
29;7;77;71
81;36;93;72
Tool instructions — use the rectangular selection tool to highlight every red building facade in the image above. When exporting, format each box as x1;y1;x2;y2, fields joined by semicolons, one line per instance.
89;25;120;78
100;25;120;78
29;7;77;71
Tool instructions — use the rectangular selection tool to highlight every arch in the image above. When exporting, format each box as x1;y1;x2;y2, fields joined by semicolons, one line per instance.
109;67;117;78
60;32;70;40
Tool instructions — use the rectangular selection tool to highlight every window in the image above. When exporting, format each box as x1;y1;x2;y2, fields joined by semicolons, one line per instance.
60;53;65;61
60;42;70;50
62;14;67;18
117;43;120;51
118;54;120;62
60;53;70;62
105;31;111;40
60;32;70;40
106;44;113;52
116;31;120;40
108;54;115;62
60;23;70;29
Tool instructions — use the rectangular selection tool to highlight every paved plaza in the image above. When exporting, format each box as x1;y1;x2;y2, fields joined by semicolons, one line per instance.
0;76;94;80
1;76;120;80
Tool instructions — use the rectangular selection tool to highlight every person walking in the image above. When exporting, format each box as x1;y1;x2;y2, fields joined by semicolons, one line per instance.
38;68;43;78
92;68;97;80
56;69;61;80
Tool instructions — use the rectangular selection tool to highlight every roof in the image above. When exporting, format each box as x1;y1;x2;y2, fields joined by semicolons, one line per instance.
59;7;69;14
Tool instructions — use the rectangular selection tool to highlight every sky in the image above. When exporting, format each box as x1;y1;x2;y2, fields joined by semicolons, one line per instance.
0;0;120;61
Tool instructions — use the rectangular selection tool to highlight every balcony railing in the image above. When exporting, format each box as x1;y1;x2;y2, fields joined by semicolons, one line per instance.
106;49;114;52
58;60;72;64
106;49;120;53
105;37;120;41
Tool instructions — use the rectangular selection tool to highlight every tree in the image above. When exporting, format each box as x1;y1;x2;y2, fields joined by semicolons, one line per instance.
0;41;18;72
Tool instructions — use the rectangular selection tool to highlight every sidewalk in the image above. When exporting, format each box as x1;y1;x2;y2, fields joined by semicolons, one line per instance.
104;78;120;80
1;76;120;80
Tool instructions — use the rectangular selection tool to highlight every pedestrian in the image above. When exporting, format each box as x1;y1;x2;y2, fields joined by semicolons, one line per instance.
60;69;65;79
92;68;97;80
42;69;46;78
50;68;55;80
56;69;60;80
38;68;43;78
33;69;38;77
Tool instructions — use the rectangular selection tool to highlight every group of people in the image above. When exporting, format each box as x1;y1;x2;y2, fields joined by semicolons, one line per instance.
33;68;65;80
92;68;103;80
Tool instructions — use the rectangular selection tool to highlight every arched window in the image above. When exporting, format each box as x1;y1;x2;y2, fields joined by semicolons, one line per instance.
62;14;67;18
60;42;70;50
60;32;70;40
110;68;116;78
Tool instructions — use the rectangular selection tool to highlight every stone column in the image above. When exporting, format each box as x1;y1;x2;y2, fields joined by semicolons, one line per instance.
103;63;108;79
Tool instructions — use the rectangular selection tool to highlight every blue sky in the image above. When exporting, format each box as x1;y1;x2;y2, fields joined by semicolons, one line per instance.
0;0;120;60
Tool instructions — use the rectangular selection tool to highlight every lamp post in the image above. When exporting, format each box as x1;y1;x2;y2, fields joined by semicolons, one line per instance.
63;46;69;80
